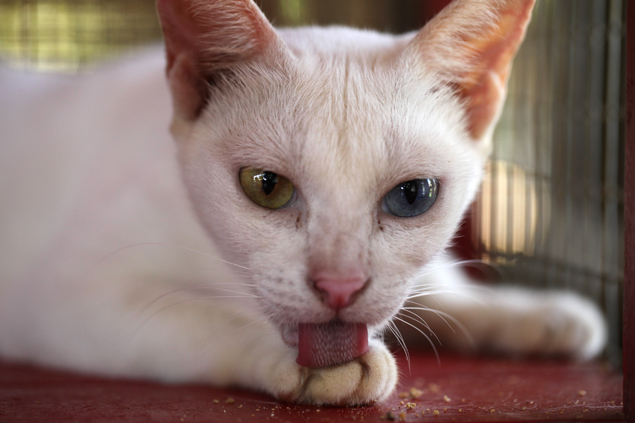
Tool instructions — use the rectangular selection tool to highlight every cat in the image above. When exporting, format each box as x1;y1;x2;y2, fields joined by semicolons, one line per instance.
0;0;607;406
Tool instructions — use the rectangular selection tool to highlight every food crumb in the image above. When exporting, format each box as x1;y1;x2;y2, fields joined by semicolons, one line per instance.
316;409;320;412
443;395;451;403
384;411;396;421
461;398;465;403
578;390;587;397
238;405;243;409
405;403;416;410
398;411;406;421
400;401;404;405
433;410;440;416
399;392;409;399
226;398;235;404
491;409;496;413
213;399;220;404
409;387;423;399
428;384;439;393
459;409;463;413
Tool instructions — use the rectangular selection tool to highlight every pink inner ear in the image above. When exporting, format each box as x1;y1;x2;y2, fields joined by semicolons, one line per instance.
461;71;505;141
409;0;535;141
459;1;535;140
156;0;282;120
156;0;203;73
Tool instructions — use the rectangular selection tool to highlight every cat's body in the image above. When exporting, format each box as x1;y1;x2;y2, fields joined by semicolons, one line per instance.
0;0;606;405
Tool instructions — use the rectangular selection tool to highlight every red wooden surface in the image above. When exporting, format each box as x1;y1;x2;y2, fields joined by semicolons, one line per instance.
625;0;635;420
0;352;623;423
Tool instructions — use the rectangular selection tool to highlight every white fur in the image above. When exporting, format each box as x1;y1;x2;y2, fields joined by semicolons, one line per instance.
0;7;606;406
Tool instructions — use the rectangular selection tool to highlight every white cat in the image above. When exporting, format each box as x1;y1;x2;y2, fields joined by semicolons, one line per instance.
0;0;606;406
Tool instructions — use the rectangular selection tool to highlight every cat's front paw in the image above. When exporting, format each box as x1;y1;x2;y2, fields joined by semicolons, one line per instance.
274;339;397;406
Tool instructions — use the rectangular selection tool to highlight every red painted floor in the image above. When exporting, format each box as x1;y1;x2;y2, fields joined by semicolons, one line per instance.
0;351;624;422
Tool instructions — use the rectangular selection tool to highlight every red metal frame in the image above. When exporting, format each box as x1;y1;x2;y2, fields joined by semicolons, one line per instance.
624;0;634;418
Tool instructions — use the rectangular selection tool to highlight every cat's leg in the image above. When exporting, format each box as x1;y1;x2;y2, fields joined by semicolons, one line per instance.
122;285;398;405
0;273;396;406
140;300;398;405
402;260;607;359
119;297;398;405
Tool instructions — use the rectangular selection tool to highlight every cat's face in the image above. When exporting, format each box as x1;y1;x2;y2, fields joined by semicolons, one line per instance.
156;0;534;360
175;28;485;344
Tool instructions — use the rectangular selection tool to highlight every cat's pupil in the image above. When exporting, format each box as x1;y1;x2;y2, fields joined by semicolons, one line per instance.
403;181;418;204
262;171;278;195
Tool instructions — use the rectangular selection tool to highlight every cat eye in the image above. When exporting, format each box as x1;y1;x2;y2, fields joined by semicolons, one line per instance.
383;178;439;217
239;168;295;209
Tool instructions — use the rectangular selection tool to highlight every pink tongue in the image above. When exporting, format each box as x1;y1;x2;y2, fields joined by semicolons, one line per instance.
296;321;368;368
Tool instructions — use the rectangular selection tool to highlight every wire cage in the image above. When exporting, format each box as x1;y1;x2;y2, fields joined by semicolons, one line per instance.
474;0;625;367
0;0;626;368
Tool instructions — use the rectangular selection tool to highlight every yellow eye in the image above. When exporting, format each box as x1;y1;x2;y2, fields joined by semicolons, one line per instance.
239;168;295;209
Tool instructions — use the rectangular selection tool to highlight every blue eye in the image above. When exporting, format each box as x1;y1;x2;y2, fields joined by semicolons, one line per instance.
383;178;439;217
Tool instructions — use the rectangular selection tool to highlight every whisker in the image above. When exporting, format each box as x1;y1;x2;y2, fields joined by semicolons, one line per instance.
406;287;490;304
416;259;506;280
386;320;410;373
85;242;257;274
233;330;282;362
393;315;440;365
139;283;258;316
232;315;269;335
201;313;270;352
402;303;476;348
398;308;440;344
134;294;260;334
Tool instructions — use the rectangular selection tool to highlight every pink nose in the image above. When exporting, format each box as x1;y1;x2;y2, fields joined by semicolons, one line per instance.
313;272;367;310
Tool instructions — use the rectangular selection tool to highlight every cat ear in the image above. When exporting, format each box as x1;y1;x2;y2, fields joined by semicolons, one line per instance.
156;0;287;123
405;0;535;147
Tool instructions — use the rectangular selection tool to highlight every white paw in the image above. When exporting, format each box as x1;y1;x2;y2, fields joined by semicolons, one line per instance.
271;338;397;406
492;291;607;360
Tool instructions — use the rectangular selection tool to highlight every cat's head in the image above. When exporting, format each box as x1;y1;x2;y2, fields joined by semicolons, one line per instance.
156;0;534;366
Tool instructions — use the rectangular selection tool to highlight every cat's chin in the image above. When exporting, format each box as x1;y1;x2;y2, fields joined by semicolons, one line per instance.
281;324;300;347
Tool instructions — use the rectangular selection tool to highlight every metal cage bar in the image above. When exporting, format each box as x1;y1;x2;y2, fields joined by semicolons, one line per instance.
623;0;634;417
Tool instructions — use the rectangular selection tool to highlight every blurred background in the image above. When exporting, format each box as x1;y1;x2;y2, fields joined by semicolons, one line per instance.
0;0;626;366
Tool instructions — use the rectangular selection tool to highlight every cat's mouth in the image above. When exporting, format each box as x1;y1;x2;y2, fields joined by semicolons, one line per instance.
284;320;369;368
